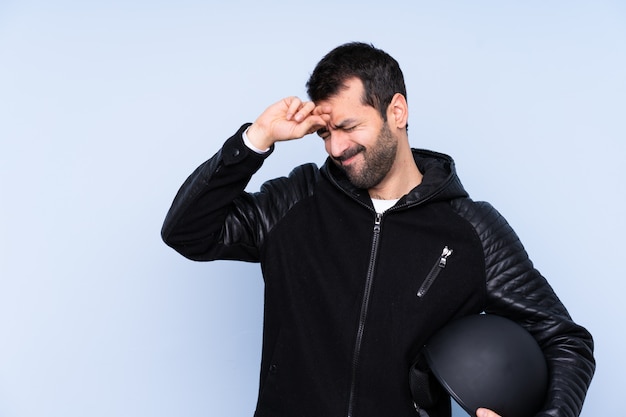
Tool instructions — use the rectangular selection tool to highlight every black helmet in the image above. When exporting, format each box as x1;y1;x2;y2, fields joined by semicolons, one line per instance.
421;314;548;417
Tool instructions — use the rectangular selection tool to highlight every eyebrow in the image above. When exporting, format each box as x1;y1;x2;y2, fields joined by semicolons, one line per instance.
330;118;359;130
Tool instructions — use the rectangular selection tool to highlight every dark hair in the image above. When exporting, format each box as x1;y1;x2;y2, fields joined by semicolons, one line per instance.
306;42;407;122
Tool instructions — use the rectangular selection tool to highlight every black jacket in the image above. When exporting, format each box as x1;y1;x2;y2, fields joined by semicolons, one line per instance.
162;124;595;417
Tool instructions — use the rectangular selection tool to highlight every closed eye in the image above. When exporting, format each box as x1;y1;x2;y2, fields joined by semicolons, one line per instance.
317;127;330;140
317;122;359;139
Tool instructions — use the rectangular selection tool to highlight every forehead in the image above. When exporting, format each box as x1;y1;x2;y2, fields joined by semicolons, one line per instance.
319;77;365;107
319;78;379;123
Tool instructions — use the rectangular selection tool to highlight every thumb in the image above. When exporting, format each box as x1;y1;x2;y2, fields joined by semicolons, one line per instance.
476;408;501;417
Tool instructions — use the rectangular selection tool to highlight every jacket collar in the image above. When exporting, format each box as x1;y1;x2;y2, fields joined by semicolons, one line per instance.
321;149;469;208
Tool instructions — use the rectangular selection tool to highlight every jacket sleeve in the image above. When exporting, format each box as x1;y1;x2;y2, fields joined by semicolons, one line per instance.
453;199;595;417
161;123;273;262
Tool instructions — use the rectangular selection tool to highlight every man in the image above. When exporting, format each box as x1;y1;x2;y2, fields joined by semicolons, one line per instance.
161;42;595;417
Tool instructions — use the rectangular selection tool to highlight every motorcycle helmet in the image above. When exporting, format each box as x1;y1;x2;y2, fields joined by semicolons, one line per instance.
422;314;548;417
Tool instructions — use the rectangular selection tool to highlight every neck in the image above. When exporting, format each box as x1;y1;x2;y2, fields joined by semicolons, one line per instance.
368;146;422;200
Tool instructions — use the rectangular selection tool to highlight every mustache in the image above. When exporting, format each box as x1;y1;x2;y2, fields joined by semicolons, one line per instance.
334;145;366;162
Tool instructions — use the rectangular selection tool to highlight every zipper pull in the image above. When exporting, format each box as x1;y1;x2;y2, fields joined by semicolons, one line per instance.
439;246;453;268
417;246;454;298
374;212;382;232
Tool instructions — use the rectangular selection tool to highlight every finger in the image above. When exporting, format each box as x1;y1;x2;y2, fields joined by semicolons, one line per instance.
313;103;332;115
299;114;327;136
293;101;316;122
312;104;332;125
476;408;501;417
285;96;303;121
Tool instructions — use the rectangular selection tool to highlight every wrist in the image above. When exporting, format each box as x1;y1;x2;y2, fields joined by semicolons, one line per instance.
246;123;273;151
243;127;271;154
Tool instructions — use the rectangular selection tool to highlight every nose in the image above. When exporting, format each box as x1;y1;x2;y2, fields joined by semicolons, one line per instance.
326;130;351;159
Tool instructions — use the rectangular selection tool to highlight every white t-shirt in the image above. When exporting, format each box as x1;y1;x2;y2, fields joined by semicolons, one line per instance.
371;198;399;214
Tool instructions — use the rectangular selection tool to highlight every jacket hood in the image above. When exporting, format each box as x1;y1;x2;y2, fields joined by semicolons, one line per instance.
321;148;469;208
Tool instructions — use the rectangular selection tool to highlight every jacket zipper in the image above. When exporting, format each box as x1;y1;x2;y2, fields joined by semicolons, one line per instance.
416;246;453;298
346;212;383;417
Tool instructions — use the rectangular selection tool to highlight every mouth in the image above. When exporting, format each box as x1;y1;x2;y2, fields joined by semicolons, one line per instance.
335;146;365;166
339;154;358;167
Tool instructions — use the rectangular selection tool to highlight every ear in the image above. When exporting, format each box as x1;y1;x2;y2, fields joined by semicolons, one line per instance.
386;93;408;130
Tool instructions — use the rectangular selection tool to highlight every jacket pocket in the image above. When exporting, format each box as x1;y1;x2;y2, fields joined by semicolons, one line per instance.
417;246;453;298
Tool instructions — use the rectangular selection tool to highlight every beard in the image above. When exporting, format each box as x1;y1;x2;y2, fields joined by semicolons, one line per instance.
334;122;398;190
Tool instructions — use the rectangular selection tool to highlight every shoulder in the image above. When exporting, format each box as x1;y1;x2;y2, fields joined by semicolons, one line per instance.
450;198;504;234
260;163;321;195
450;198;528;268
